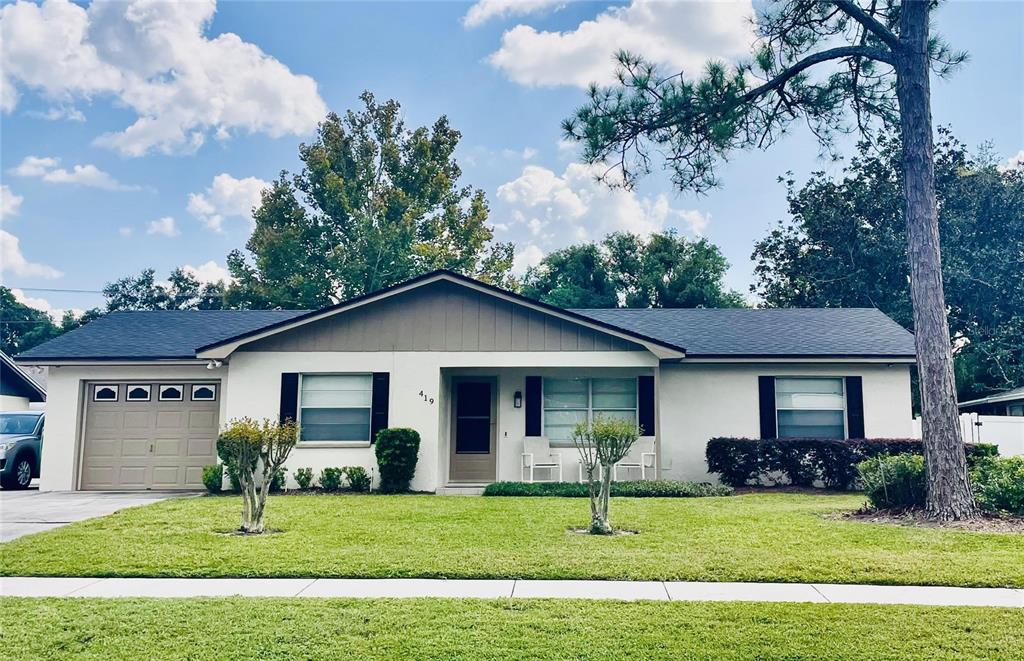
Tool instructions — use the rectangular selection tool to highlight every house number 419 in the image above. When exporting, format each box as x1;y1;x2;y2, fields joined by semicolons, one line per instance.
419;391;435;405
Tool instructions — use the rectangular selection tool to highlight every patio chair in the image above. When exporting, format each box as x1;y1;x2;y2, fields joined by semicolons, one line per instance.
613;438;656;481
522;437;563;483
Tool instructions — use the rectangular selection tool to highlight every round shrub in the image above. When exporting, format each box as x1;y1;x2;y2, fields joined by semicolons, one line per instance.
201;464;223;494
319;467;344;492
343;466;371;492
971;456;1024;515
857;453;926;510
294;467;314;490
375;428;421;493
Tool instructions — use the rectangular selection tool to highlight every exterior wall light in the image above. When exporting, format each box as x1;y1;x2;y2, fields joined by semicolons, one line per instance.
513;390;522;409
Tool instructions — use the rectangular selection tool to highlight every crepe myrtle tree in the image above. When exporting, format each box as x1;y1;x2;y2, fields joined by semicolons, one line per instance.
217;418;298;534
573;416;641;535
563;0;975;520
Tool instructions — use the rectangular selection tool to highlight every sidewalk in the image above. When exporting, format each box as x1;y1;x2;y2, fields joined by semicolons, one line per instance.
2;577;1021;607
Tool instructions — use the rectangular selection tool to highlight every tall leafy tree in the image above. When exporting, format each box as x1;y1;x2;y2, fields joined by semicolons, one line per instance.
564;1;976;519
0;287;102;355
104;269;225;311
522;231;745;309
226;92;514;309
753;130;1024;401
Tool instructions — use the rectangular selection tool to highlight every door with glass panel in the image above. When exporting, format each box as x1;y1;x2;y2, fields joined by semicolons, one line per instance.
449;379;496;482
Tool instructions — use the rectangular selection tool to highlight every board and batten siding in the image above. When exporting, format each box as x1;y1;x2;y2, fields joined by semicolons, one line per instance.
240;281;644;353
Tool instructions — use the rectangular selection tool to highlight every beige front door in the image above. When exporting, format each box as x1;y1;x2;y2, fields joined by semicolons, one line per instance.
448;379;497;483
80;382;220;490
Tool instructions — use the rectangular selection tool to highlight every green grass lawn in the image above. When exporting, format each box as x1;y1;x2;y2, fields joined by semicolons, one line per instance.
2;493;1021;586
2;598;1021;660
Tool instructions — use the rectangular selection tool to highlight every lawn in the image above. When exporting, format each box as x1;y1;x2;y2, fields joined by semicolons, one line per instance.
1;597;1021;660
2;493;1021;587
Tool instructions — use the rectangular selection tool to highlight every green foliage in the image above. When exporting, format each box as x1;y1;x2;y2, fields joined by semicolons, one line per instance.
521;230;745;309
294;467;314;490
224;461;241;492
970;456;1024;515
343;466;371;493
201;464;223;494
225;92;514;309
319;467;344;492
103;268;225;311
0;286;102;356
482;480;733;498
752;130;1024;400
374;428;421;493
858;454;927;510
270;467;286;493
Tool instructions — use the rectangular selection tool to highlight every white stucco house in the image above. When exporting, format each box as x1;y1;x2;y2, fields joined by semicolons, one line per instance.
15;270;916;492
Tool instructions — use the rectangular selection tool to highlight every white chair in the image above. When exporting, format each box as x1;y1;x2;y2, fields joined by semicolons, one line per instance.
522;437;563;483
577;460;603;484
613;439;656;481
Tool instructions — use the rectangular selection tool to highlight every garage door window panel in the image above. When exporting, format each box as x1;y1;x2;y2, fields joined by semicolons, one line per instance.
93;385;118;402
126;385;151;402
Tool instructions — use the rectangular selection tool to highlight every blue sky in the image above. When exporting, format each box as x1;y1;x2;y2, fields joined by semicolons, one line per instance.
1;0;1021;317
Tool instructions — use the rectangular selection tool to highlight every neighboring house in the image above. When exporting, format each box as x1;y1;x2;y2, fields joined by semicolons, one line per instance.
16;270;916;492
1;351;46;412
959;386;1024;417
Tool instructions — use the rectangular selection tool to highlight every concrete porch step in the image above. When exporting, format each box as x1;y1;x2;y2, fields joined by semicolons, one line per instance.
436;484;488;496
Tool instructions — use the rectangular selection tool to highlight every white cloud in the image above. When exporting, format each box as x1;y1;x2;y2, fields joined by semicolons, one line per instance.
11;155;137;190
26;105;86;122
187;173;270;232
0;0;327;156
488;0;755;87
463;0;564;28
146;216;179;237
118;226;133;237
998;149;1024;173
495;162;710;266
513;243;545;275
1;185;24;219
182;260;232;285
10;287;83;322
0;229;63;279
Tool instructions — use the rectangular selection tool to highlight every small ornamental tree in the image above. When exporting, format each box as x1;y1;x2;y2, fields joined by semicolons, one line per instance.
216;418;298;534
572;416;640;535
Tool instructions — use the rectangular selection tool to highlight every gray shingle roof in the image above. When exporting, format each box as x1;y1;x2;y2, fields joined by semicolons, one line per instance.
570;308;916;357
16;310;307;361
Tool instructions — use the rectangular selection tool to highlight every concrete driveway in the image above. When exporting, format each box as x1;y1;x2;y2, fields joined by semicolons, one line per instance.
0;490;191;542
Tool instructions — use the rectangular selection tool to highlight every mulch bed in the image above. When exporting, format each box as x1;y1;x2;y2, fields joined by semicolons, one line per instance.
831;509;1024;534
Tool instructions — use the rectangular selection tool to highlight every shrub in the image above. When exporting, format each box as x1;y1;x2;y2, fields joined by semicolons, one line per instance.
706;438;995;490
319;467;344;492
294;467;314;490
857;453;926;510
343;466;371;492
201;464;223;494
270;467;286;493
482;480;734;498
224;461;242;492
375;428;421;493
971;456;1024;515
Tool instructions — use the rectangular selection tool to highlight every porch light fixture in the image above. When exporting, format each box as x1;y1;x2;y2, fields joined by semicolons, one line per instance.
513;390;522;409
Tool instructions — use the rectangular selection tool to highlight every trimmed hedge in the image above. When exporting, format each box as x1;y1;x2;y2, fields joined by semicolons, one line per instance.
375;428;421;493
858;454;926;510
706;437;997;490
483;480;734;498
971;456;1024;515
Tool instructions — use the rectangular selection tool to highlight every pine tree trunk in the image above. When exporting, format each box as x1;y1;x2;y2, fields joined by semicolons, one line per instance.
895;0;975;521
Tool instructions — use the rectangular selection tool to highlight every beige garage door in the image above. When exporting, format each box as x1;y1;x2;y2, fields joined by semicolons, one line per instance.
81;382;220;490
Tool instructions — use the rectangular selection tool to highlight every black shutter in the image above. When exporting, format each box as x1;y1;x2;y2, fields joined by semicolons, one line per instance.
845;376;865;439
525;376;542;436
638;375;655;436
371;372;390;443
279;373;299;424
758;376;777;439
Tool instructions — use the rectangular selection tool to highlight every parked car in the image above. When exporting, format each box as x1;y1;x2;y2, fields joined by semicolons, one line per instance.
0;411;43;489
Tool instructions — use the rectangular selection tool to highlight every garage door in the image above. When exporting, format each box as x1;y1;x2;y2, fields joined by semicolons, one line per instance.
81;382;220;490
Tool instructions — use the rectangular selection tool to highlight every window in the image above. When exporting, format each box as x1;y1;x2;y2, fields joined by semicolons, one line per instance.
1009;403;1024;417
93;385;118;402
542;377;637;444
775;377;846;439
126;385;151;402
299;374;372;442
159;385;183;401
191;384;216;401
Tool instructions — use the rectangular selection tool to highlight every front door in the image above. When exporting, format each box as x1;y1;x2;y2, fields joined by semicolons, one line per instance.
449;379;496;482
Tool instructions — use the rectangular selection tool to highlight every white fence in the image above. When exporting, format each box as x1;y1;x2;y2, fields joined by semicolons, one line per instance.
911;413;1024;457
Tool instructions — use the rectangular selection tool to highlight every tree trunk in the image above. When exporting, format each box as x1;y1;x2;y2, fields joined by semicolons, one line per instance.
895;1;975;521
590;464;614;535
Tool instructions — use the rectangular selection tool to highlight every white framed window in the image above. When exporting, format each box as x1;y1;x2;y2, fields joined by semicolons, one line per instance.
542;377;637;445
126;385;151;402
93;384;119;402
299;374;372;443
191;384;217;401
776;377;846;439
159;385;184;401
1009;403;1023;417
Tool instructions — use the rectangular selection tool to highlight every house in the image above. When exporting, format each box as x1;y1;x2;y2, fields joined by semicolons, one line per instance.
1;351;46;412
15;270;916;492
959;386;1024;417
